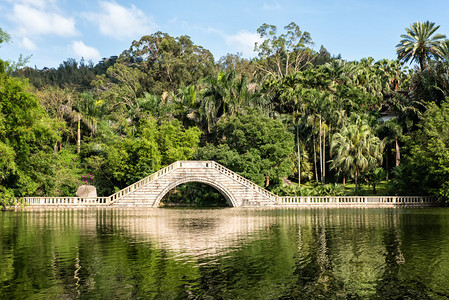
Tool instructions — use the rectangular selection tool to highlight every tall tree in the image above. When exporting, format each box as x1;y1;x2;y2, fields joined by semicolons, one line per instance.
377;119;404;180
218;53;257;80
330;116;383;188
375;59;409;92
72;92;107;152
396;100;449;201
409;61;449;107
200;70;257;133
92;62;145;112
254;22;315;80
441;39;449;61
396;21;446;70
305;89;332;184
377;119;403;168
120;32;216;95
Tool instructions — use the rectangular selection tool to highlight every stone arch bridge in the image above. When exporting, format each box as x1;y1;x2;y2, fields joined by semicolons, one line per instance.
110;161;277;207
23;161;436;207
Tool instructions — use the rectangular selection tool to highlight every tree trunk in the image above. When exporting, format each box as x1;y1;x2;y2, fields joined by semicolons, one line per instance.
322;125;326;185
420;54;426;70
313;134;318;183
319;116;323;185
395;138;400;167
297;126;301;187
265;175;270;187
276;57;283;78
77;116;81;154
354;169;358;189
343;176;346;187
385;147;389;180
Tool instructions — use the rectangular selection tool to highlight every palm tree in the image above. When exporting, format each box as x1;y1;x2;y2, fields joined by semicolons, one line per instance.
322;59;347;88
167;85;200;127
348;58;384;99
441;39;449;61
396;21;446;70
330;116;383;188
305;89;332;185
72;92;107;152
376;59;407;92
200;70;258;132
199;70;234;132
281;112;311;187
377;119;403;167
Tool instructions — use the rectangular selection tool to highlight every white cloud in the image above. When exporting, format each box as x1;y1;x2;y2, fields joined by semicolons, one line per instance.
21;37;37;50
263;1;282;11
72;41;101;61
7;0;50;9
12;4;77;37
84;1;156;40
225;31;262;58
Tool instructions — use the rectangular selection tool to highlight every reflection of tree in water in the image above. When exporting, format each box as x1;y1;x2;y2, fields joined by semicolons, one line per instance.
281;225;359;299
2;209;449;299
374;218;432;299
176;223;300;299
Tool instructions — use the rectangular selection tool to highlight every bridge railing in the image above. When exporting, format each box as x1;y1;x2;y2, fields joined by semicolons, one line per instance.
109;161;180;203
22;195;435;206
279;196;435;205
22;197;111;205
209;161;279;202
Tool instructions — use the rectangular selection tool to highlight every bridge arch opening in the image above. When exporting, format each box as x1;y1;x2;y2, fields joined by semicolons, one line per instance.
154;178;238;207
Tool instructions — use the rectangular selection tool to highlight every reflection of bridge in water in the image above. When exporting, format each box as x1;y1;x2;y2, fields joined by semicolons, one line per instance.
23;161;438;207
109;209;277;257
21;208;407;259
23;208;278;257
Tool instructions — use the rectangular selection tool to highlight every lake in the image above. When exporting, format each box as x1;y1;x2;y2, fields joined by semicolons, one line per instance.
1;207;449;299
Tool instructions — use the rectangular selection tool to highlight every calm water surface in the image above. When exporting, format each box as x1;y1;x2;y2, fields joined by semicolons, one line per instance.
1;208;449;299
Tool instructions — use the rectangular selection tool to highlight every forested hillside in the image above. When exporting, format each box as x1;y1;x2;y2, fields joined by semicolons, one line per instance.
2;21;449;206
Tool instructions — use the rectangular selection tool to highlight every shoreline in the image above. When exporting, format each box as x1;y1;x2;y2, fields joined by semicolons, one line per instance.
5;202;443;211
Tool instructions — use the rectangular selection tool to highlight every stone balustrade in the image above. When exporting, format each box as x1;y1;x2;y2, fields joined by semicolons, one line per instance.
22;197;110;205
279;196;434;205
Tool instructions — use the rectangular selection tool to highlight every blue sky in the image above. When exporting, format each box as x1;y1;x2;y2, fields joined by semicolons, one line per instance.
1;0;449;68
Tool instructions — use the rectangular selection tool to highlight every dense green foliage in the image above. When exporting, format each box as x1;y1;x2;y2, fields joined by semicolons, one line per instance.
197;111;294;187
394;100;449;200
121;32;216;95
162;182;228;206
18;57;117;90
3;20;449;205
83;117;201;195
0;59;60;203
